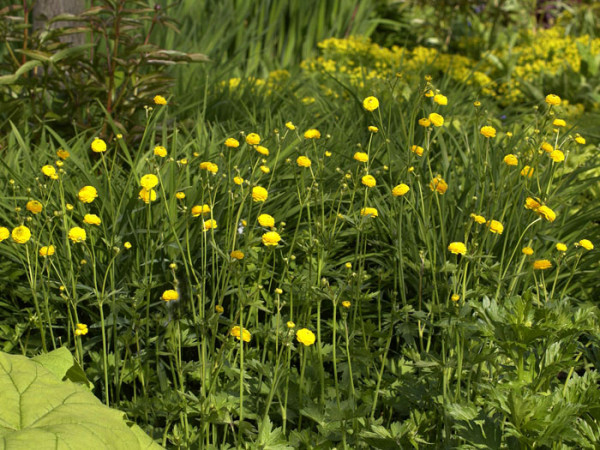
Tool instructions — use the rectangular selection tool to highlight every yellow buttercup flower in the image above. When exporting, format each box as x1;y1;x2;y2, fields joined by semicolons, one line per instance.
225;138;240;148
39;245;55;257
138;188;157;204
230;250;245;260
522;246;534;255
577;239;593;250
74;323;88;336
0;227;10;242
353;152;368;163
425;90;434;98
360;207;378;218
448;242;467;255
545;94;561;106
433;94;448;105
429;175;448;194
487;220;504;234
153;95;167;105
140;174;159;190
56;149;70;160
260;165;270;174
191;204;211;217
549;150;565;162
285;122;296;130
503;154;518;166
255;145;269;156
521;166;534;178
537;205;556;222
246;133;261;145
556;243;567;252
361;175;376;187
200;161;219;173
68;227;86;243
480;126;496;138
84;214;101;226
296;328;316;346
11;226;31;244
473;101;481;107
341;301;351;308
297;156;312;167
41;165;57;178
262;231;281;246
429;113;444;127
533;259;552;270
91;138;107;153
411;145;424;156
233;176;244;185
418;118;431;127
392;184;410;197
26;200;43;214
362;96;379;112
154;146;167;157
203;219;217;231
304;129;321;139
215;305;224;314
287;321;296;329
78;186;98;204
230;325;251;342
470;214;486;224
575;135;586;145
258;214;275;227
524;197;541;210
252;186;268;202
541;142;554;153
368;125;379;133
161;289;179;302
124;242;132;250
553;118;566;127
175;192;185;200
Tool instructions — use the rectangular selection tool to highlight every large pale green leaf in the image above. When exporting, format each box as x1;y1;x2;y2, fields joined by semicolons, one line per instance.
0;352;162;450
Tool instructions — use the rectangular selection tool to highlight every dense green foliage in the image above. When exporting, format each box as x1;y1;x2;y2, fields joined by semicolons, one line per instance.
1;1;599;448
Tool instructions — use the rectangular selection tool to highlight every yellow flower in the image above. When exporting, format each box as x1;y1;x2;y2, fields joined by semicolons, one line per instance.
297;156;312;167
78;186;98;203
480;126;496;138
545;94;561;106
230;250;245;260
200;161;219;173
260;165;270;174
258;214;275;227
549;150;565;162
138;188;157;204
84;214;101;226
553;119;566;127
411;145;424;156
252;186;268;202
203;219;217;231
56;149;70;160
285;122;296;130
66;204;74;211
353;152;368;163
161;289;179;302
304;129;321;139
124;242;132;250
473;101;481;107
360;207;378;218
556;243;567;252
487;220;504;234
230;325;251;342
233;176;244;185
345;262;352;269
525;197;541;210
11;226;31;244
503;154;518;166
577;239;593;250
522;246;534;255
429;175;448;194
537;205;556;222
153;95;167;105
74;323;88;336
254;145;269;157
68;226;86;243
246;133;261;145
225;138;240;148
392;184;410;197
362;96;379;112
541;142;554;153
296;328;316;346
429;113;444;127
215;305;224;314
175;192;185;200
341;301;351;308
361;175;376;187
275;288;283;294
0;227;10;242
470;214;486;224
26;200;43;214
140;174;159;190
433;94;448;105
39;245;55;257
575;135;586;145
425;90;434;98
191;204;211;217
448;242;467;255
533;259;552;270
521;166;534;178
418;118;431;127
178;158;188;165
325;151;332;157
287;321;296;329
262;231;281;246
41;165;57;178
154;145;167;157
91;138;107;153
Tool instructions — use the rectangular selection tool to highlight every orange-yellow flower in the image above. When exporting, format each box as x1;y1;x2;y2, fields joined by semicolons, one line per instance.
533;259;552;270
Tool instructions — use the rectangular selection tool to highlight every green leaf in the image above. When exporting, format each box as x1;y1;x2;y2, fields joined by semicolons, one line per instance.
0;352;162;449
32;347;92;389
